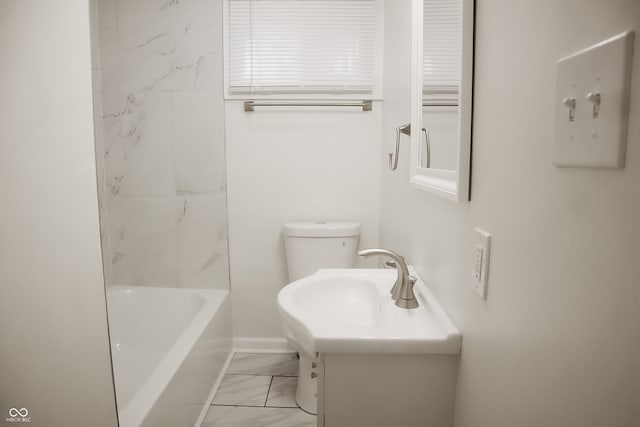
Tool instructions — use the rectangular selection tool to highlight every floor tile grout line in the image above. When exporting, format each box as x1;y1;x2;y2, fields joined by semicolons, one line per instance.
265;376;300;409
211;403;302;409
223;373;273;377
264;375;274;407
204;352;317;423
211;373;274;407
225;373;299;377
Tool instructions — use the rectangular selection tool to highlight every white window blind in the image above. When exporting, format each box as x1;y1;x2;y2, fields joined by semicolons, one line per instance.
423;0;461;94
227;0;377;95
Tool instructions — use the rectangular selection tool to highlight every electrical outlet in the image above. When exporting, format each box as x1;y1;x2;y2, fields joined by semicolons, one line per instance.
473;245;483;281
470;228;491;299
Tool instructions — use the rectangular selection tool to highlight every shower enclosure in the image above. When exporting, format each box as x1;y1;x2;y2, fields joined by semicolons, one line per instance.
89;0;233;425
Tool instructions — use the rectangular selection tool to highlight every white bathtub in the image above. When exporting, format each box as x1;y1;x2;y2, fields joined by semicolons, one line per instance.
106;286;232;427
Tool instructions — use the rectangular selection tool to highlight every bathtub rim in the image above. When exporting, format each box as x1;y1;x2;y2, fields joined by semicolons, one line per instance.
106;285;229;427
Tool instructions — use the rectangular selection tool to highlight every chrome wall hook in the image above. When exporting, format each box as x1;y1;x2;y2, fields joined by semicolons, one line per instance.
389;123;411;171
388;123;430;171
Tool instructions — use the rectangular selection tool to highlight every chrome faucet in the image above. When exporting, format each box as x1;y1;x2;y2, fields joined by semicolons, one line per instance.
358;249;419;309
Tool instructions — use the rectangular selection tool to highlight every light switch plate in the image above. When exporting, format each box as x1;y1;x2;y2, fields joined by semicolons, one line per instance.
470;228;491;300
553;31;634;168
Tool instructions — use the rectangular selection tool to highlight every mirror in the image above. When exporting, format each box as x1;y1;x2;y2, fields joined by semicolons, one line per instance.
410;0;474;201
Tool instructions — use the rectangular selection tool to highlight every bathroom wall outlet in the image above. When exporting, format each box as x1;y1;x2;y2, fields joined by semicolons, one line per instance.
470;228;491;299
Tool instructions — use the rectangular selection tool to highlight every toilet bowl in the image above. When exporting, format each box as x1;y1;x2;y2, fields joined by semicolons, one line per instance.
280;221;361;414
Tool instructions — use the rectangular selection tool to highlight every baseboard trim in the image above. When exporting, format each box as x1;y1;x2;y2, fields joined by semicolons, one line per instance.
233;337;294;353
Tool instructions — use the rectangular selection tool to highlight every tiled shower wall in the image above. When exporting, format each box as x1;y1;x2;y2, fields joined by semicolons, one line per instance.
90;0;113;287
94;0;229;289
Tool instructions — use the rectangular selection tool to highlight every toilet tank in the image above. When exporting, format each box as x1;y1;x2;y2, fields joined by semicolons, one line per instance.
283;222;361;282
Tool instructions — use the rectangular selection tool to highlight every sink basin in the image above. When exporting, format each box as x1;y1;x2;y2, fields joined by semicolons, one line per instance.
288;275;387;328
277;267;461;355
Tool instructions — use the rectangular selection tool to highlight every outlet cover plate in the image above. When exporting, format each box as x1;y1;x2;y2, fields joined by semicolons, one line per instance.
471;228;491;299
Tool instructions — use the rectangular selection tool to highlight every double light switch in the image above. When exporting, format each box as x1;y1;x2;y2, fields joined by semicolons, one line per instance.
554;31;634;168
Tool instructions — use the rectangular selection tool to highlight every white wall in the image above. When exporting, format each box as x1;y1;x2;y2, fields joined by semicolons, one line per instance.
380;0;413;251
226;101;382;339
381;1;640;426
0;1;118;426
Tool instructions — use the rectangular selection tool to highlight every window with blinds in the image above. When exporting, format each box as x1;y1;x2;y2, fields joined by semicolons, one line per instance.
226;0;380;96
423;0;461;94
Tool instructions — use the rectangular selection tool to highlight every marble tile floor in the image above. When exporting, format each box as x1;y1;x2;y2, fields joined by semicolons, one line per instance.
201;352;317;427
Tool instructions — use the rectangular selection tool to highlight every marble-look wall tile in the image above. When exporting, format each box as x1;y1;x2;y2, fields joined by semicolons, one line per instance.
173;92;226;193
99;231;114;287
99;42;121;94
91;0;113;288
168;0;223;91
97;0;118;38
101;92;126;197
97;0;120;91
117;0;173;94
90;0;102;84
128;196;179;286
119;90;176;196
117;0;170;49
193;48;225;93
96;0;228;290
94;106;113;287
118;43;172;94
92;90;106;212
107;196;134;285
103;137;126;197
177;192;229;289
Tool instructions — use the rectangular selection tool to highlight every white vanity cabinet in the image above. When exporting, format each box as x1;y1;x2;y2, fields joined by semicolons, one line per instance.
278;267;462;426
317;352;459;427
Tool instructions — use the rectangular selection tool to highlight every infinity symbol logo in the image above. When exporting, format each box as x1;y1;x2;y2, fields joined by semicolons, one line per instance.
8;408;28;417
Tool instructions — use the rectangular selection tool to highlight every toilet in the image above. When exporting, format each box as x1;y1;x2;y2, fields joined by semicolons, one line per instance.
281;221;361;414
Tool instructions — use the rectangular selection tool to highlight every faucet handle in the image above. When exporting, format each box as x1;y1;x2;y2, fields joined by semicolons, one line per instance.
395;275;419;309
384;255;406;269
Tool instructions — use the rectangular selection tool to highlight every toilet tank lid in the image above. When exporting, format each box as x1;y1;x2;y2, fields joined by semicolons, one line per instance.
283;222;361;237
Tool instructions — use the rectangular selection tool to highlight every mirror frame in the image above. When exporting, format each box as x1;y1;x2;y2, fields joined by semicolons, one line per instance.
410;0;474;201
